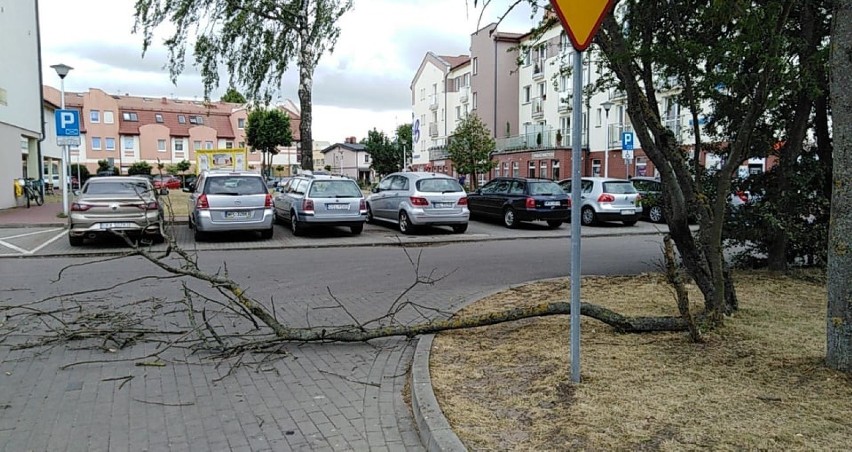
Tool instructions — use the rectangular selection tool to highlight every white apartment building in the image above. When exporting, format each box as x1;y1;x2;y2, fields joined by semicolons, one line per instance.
0;0;43;209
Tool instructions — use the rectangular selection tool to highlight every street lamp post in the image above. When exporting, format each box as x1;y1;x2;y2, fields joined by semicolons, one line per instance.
601;100;613;178
51;63;73;217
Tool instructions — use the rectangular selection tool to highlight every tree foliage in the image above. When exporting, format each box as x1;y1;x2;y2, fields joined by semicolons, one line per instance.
133;0;353;171
245;108;293;177
395;123;413;169
220;86;247;104
447;114;495;189
127;161;153;176
363;129;399;176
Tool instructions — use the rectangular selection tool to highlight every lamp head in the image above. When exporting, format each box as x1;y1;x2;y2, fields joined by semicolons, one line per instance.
601;100;614;113
51;63;74;79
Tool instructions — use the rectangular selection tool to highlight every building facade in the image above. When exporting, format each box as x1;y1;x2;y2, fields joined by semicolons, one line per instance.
320;137;373;183
0;0;43;209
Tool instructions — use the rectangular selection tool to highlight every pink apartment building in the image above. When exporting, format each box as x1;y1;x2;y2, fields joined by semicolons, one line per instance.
42;86;300;175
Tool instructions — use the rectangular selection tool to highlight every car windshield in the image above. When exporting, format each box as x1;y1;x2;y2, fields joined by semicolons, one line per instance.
603;181;638;194
84;181;151;195
416;178;463;193
206;176;266;195
308;180;362;198
529;181;563;195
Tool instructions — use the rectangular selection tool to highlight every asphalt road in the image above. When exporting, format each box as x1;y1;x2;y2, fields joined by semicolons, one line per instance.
0;235;667;450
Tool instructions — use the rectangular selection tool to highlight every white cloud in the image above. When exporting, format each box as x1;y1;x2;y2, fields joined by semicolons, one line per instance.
39;0;539;142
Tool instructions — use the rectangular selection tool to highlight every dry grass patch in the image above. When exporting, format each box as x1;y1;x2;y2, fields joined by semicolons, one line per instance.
430;270;852;451
161;189;191;218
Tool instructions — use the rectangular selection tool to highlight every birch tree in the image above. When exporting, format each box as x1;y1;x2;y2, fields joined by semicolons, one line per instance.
133;0;353;171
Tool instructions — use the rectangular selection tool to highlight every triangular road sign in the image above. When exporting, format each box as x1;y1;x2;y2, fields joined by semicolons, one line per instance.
550;0;615;51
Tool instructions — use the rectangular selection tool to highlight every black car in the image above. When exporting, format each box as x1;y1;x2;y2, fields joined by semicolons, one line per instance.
630;176;665;223
467;177;570;228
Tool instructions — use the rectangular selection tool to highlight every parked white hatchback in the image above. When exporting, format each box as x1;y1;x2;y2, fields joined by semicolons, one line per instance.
366;172;469;234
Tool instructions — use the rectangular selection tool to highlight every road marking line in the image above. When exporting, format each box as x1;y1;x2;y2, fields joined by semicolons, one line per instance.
29;230;69;255
0;240;28;254
0;227;65;240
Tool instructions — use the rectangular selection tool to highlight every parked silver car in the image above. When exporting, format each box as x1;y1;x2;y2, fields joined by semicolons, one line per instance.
68;176;165;246
366;172;469;234
557;177;642;226
272;173;367;235
185;171;274;241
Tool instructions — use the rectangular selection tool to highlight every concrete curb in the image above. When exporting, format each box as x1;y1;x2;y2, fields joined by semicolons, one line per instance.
410;334;467;452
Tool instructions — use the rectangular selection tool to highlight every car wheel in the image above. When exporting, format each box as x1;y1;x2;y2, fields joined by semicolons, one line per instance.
260;228;273;240
291;211;304;236
452;223;468;234
503;207;518;228
366;205;375;223
581;206;597;226
547;220;563;229
69;234;83;247
622;219;638;226
399;211;414;234
649;206;664;223
350;224;364;235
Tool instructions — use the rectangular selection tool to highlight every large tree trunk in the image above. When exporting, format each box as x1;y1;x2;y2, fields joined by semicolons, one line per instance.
298;2;314;171
826;0;852;372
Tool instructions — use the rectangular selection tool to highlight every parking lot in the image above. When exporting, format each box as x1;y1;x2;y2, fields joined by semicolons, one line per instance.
0;217;673;258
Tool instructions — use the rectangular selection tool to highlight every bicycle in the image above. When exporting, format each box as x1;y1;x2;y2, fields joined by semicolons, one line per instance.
23;178;44;208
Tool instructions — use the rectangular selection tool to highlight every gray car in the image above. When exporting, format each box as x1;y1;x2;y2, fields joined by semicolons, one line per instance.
185;170;274;241
558;177;642;226
366;172;469;234
68;176;165;246
273;173;366;235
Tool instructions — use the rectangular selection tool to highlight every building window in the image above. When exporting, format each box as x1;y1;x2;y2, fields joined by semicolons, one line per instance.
194;140;201;150
123;137;134;149
528;161;535;178
364;154;369;163
540;161;548;180
592;159;602;177
122;112;139;121
105;137;116;151
636;157;648;177
157;139;166;152
538;82;546;99
173;139;184;151
472;92;477;110
523;86;531;103
523;49;531;66
238;118;245;129
552;160;560;181
239;141;245;148
188;115;204;125
512;162;519;177
472;57;478;75
90;110;100;123
178;115;186;124
103;111;114;124
455;106;461;120
155;113;164;123
91;137;101;150
420;88;425;101
225;141;233;149
205;141;213;150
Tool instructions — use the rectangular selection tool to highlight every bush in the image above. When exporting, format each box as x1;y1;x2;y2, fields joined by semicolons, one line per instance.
128;161;153;176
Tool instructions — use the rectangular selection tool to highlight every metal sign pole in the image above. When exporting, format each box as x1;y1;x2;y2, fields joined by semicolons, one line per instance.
570;50;584;384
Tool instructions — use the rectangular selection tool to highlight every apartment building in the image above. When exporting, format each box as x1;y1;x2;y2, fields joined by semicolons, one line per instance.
41;86;301;176
0;0;43;209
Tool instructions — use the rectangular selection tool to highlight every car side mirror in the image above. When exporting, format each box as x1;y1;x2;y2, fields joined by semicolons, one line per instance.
159;188;169;196
182;187;192;193
371;187;381;193
72;189;80;196
474;188;481;195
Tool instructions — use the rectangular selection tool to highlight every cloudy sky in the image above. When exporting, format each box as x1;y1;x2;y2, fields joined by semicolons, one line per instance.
39;0;540;144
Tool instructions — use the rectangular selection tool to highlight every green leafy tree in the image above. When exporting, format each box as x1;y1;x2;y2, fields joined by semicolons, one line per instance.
69;164;90;182
133;0;354;171
394;123;412;170
447;114;496;189
127;161;153;176
245;107;293;177
96;159;119;175
363;129;398;176
220;86;247;104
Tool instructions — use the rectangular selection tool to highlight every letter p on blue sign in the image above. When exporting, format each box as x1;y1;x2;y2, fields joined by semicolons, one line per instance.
55;109;80;136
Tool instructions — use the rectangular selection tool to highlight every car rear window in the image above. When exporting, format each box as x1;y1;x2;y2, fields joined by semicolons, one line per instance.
416;178;463;193
603;181;638;194
84;181;151;195
205;176;266;195
529;181;563;195
308;180;362;198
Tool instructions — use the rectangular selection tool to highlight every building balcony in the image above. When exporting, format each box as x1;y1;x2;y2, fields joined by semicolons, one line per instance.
531;97;545;119
558;91;572;113
532;62;545;80
429;122;439;137
606;123;634;149
429;94;439;110
494;127;564;153
459;86;469;103
429;147;449;161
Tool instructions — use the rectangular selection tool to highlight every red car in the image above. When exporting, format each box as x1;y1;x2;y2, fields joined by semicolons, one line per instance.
152;175;182;190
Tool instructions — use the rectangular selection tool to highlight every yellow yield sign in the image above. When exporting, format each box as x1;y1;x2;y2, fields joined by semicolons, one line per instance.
550;0;615;51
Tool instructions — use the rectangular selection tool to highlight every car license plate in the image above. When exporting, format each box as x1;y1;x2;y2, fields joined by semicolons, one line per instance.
621;209;635;215
327;204;350;210
225;211;250;219
545;201;560;207
433;202;454;208
99;222;136;229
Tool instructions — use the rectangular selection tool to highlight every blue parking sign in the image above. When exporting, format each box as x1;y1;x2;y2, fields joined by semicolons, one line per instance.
621;131;634;151
55;109;81;146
